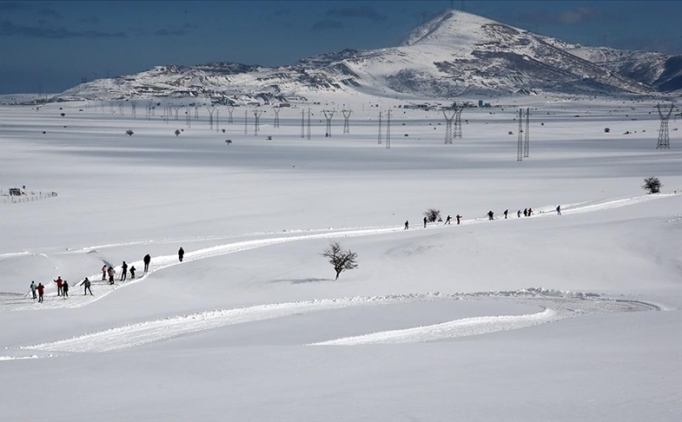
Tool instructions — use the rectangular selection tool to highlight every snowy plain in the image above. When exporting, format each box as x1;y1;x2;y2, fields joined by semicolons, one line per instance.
0;92;681;421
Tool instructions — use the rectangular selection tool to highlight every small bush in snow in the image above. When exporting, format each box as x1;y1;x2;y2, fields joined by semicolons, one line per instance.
642;177;662;194
424;208;441;223
125;130;134;136
604;128;610;133
175;129;180;136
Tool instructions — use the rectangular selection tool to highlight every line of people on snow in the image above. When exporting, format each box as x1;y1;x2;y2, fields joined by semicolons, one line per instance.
28;248;186;303
404;205;561;230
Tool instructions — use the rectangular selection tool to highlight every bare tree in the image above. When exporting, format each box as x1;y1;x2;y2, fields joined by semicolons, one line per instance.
423;208;441;223
322;242;358;280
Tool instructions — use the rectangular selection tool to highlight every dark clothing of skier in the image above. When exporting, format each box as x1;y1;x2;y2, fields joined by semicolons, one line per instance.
82;277;93;296
556;205;561;215
456;214;461;225
517;210;521;218
445;215;452;225
423;217;427;228
101;265;107;281
54;277;63;296
503;209;508;219
130;266;136;279
143;254;151;272
108;267;115;285
488;211;494;221
178;247;185;262
30;281;37;300
62;280;69;298
37;283;45;303
523;208;528;217
528;208;533;216
404;221;409;230
120;261;128;281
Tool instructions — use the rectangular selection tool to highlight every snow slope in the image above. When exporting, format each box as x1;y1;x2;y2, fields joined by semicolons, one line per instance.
0;94;681;421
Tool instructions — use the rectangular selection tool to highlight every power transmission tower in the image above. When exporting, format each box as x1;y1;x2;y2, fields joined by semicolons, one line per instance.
378;111;382;145
207;107;215;130
273;107;280;128
174;105;181;120
244;110;248;134
186;108;191;128
253;109;263;135
523;108;530;158
342;109;352;134
323;110;335;137
227;105;234;123
131;101;136;118
307;108;311;140
216;109;219;133
442;107;455;144
386;110;391;149
453;102;464;139
517;109;523;161
655;103;675;149
301;109;305;138
195;105;199;119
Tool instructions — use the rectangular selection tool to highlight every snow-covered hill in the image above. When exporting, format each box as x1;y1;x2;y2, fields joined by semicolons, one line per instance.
54;9;681;103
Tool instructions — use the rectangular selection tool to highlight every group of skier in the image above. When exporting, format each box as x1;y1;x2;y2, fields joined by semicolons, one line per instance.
28;248;186;304
405;205;561;229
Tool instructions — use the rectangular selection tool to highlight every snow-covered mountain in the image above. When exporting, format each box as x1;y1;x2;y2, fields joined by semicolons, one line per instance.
55;9;681;102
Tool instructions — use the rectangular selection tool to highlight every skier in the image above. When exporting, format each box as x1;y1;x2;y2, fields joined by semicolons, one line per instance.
456;214;462;225
30;281;37;300
107;266;115;285
445;215;452;225
54;276;63;296
37;283;45;303
404;220;409;230
82;277;93;296
120;261;128;281
62;279;69;299
487;210;494;221
130;266;136;279
503;209;508;219
423;216;428;228
143;254;151;272
178;247;185;262
523;208;528;217
101;264;107;281
528;207;533;216
556;205;561;215
517;210;522;218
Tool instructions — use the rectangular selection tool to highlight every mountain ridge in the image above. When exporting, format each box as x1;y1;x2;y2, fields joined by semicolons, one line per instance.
55;9;681;103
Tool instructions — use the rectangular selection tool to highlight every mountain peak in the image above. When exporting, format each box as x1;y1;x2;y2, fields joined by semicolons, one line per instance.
399;9;502;47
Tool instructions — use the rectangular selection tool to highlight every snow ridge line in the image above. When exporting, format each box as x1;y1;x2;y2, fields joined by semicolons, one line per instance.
310;308;564;345
13;291;657;354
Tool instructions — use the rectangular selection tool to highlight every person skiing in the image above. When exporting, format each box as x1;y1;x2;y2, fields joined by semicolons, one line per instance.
130;266;136;279
528;207;533;216
404;220;409;230
120;261;128;281
101;264;107;281
54;276;63;296
456;214;462;225
556;205;561;215
178;247;185;262
62;279;69;299
523;208;528;217
107;266;115;285
30;281;37;300
445;215;452;225
423;216;428;228
143;254;151;272
517;210;522;218
503;209;508;219
37;283;45;303
487;210;494;221
82;277;93;296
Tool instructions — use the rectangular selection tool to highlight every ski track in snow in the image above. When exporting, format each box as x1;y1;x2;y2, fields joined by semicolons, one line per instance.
1;192;676;312
0;194;672;359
